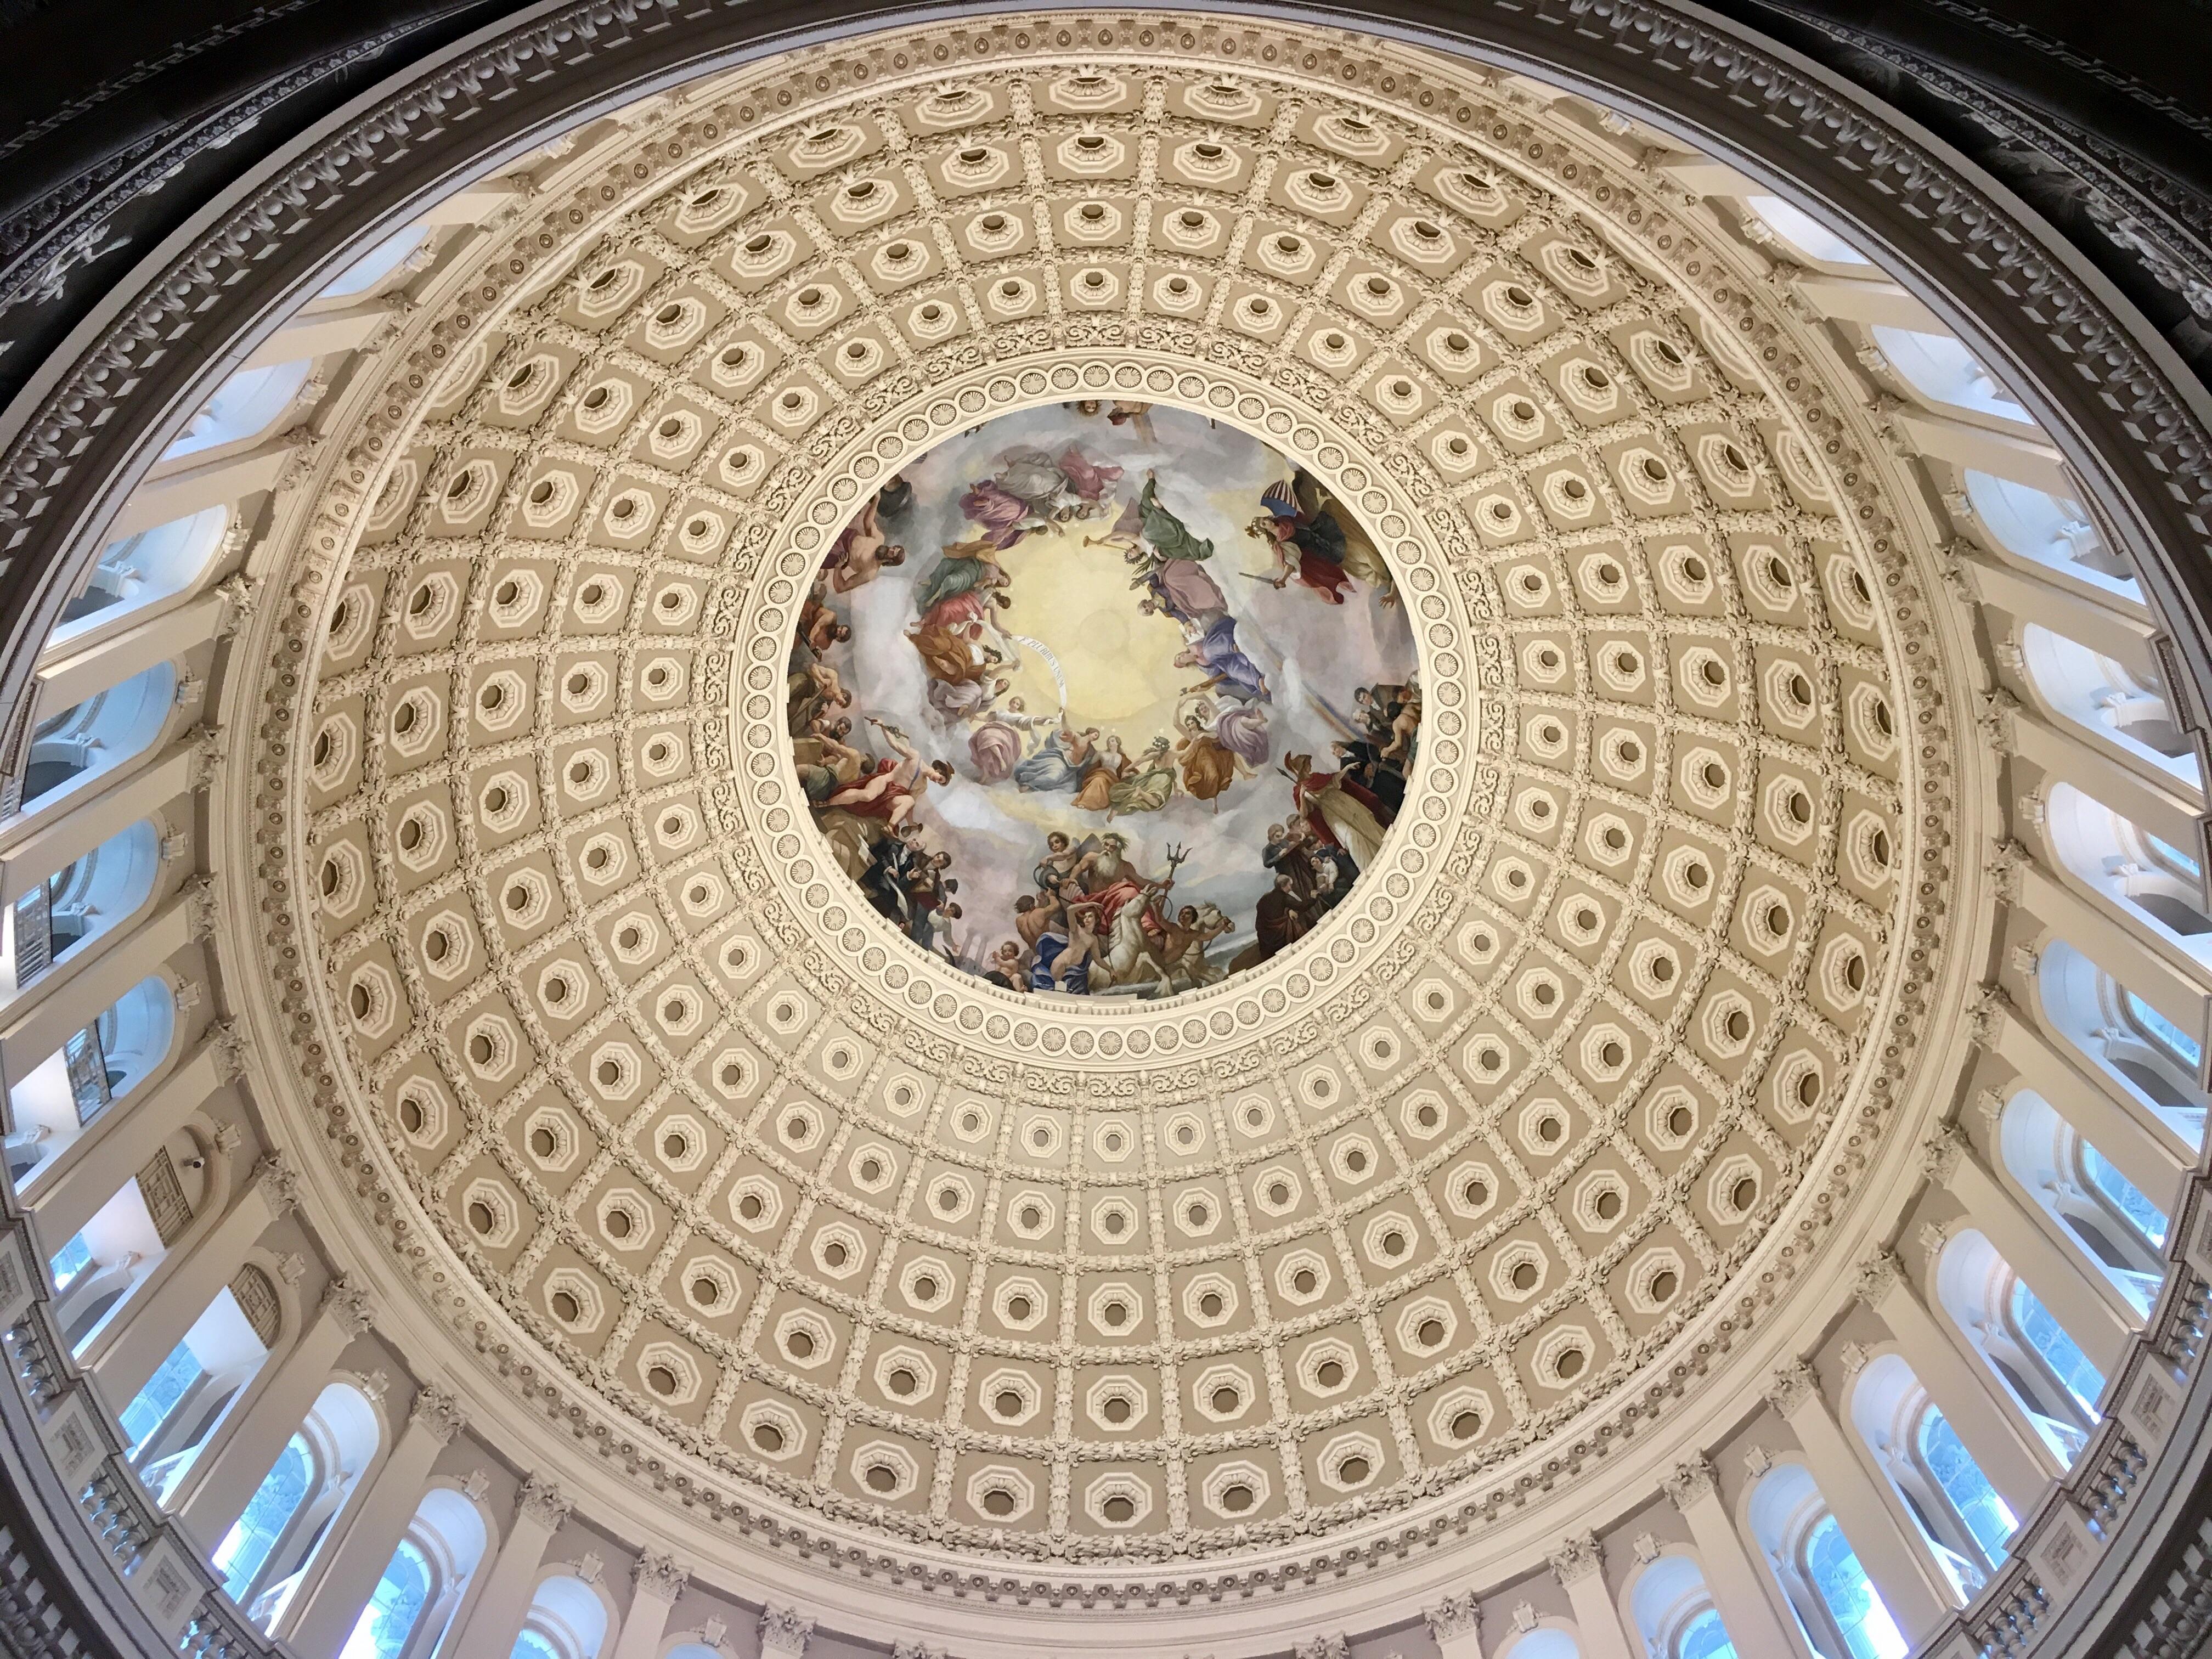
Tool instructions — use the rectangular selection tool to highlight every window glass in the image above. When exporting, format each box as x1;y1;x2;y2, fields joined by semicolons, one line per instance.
2125;992;2202;1068
338;1539;432;1659
49;1232;93;1292
214;1436;312;1598
119;1340;203;1455
1744;196;1871;265
1677;1609;1736;1659
512;1629;566;1659
1807;1515;1908;1659
1917;1407;2016;1562
2149;835;2202;878
2083;1143;2170;1246
2008;1279;2106;1414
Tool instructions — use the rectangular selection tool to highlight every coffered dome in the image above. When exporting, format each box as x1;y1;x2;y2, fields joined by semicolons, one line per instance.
15;7;2212;1659
251;16;1949;1573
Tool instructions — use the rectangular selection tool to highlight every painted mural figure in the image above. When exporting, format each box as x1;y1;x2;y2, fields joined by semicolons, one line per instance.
1173;701;1248;808
1245;469;1399;607
822;495;907;592
784;404;1420;1000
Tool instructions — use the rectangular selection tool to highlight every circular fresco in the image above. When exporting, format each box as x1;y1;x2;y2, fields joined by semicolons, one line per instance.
788;403;1421;998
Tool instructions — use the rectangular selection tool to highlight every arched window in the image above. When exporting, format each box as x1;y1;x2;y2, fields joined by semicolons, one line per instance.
15;659;179;815
115;1278;270;1466
48;1133;208;1353
1961;471;2138;594
338;1539;430;1659
7;817;163;989
218;1381;381;1624
46;506;230;645
1850;1354;2010;1597
2008;1279;2106;1415
1632;1555;1736;1659
1744;196;1870;266
2036;941;2208;1150
1804;1516;1906;1659
215;1434;313;1598
510;1575;608;1659
8;977;178;1162
1677;1610;1736;1659
336;1489;487;1659
1869;326;2029;422
1916;1407;2015;1567
2019;624;2202;785
159;360;314;462
2041;782;2212;945
318;225;430;300
1936;1230;2103;1461
2083;1142;2170;1249
1998;1089;2170;1316
1748;1463;1909;1659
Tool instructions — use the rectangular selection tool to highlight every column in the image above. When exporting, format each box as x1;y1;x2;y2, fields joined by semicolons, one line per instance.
241;303;390;371
168;1277;372;1547
1664;1458;1807;1659
25;1025;234;1245
2016;859;2210;1039
1961;552;2155;669
284;1384;467;1659
444;1477;571;1656
1769;1363;1954;1640
758;1607;814;1659
1927;1126;2138;1372
1787;273;1942;331
1549;1534;1637;1659
110;439;302;540
2000;709;2204;852
610;1550;688;1659
1858;1251;2057;1510
31;590;228;721
1423;1593;1483;1659
1977;991;2194;1212
86;1153;297;1403
1888;405;2069;494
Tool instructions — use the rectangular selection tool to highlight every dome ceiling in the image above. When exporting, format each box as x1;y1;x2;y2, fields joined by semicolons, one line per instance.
247;13;1956;1577
789;402;1422;1000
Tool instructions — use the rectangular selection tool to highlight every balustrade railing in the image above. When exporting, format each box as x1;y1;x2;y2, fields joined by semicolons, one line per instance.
1916;1182;2212;1657
0;1213;291;1659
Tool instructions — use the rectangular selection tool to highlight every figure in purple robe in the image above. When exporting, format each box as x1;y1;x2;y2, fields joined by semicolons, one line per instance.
1216;703;1271;766
1175;613;1271;704
958;479;1041;549
1056;444;1124;505
968;699;1049;783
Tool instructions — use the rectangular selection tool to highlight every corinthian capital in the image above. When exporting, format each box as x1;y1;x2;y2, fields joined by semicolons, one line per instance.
253;1152;301;1216
409;1381;468;1443
518;1474;572;1530
1857;1248;1904;1305
1548;1530;1605;1585
320;1274;373;1335
1922;1123;1970;1182
758;1607;813;1659
1966;982;2013;1048
634;1548;688;1603
1767;1361;1818;1417
1663;1457;1717;1509
1424;1592;1481;1642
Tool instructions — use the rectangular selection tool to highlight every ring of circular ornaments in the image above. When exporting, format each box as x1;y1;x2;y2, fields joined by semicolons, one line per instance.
256;14;1956;1571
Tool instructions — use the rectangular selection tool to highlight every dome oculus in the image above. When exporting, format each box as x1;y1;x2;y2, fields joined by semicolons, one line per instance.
788;404;1419;998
